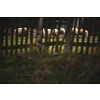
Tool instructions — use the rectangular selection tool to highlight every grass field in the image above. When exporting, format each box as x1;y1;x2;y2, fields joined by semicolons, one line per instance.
1;50;100;84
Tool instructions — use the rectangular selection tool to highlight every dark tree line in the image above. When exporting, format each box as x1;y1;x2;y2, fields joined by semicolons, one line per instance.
1;17;68;29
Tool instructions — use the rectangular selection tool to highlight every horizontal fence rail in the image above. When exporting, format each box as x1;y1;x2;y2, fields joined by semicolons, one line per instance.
1;17;100;56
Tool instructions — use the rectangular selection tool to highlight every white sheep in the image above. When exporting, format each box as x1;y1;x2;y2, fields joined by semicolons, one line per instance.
52;28;65;37
72;28;88;37
43;29;51;36
42;28;52;36
47;29;51;36
7;27;27;36
60;28;65;34
80;29;88;37
13;27;27;36
52;29;58;36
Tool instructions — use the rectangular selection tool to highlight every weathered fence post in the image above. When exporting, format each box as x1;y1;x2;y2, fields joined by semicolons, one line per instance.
36;17;44;53
64;17;74;53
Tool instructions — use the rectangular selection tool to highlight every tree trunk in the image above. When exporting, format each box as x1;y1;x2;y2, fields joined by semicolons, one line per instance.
36;17;44;53
64;18;74;53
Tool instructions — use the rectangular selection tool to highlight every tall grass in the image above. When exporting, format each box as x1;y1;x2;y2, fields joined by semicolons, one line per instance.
1;49;100;84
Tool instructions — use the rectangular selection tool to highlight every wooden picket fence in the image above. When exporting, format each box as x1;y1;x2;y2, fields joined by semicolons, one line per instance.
1;17;100;56
71;17;100;55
